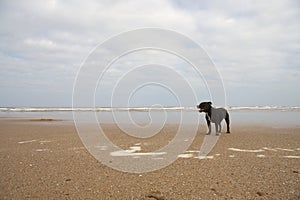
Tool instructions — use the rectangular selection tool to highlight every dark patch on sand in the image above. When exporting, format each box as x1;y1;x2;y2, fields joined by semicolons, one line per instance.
29;119;62;122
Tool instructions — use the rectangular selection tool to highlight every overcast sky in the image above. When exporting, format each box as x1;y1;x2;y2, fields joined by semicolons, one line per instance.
0;0;299;107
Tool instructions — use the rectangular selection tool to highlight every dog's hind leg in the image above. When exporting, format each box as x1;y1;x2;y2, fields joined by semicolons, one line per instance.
215;123;218;134
225;112;230;133
215;123;221;135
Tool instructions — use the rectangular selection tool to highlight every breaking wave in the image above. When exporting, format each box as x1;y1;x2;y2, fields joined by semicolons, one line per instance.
0;106;300;112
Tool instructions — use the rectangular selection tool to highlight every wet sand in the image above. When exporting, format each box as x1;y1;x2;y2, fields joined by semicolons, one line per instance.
0;120;299;199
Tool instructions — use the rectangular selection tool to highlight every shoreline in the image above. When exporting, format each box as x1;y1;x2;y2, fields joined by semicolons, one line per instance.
0;119;299;199
1;109;300;129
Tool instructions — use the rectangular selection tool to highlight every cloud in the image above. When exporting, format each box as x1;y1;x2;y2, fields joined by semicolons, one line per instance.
176;0;300;105
0;0;299;106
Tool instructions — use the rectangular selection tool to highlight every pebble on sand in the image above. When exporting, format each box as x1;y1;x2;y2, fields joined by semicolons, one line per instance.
256;191;266;196
146;191;165;200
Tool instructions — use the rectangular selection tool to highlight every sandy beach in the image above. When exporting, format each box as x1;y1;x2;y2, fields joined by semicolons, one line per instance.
2;0;300;199
0;119;299;199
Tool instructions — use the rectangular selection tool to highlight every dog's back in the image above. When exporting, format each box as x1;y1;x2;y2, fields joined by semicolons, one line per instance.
211;107;227;123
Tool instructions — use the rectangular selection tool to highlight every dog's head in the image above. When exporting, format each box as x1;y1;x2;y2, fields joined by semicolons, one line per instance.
197;102;212;112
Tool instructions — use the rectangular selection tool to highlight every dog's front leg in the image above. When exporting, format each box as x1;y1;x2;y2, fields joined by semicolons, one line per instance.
205;114;211;135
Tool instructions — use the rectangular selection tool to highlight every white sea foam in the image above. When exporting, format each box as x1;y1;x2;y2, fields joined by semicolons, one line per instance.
275;148;294;152
262;147;278;152
227;106;300;111
256;154;266;158
228;147;264;153
18;140;37;144
197;156;214;160
262;147;297;152
0;107;186;112
39;140;51;144
1;106;300;112
130;146;141;151
281;155;300;159
186;150;200;153
18;139;52;145
36;149;50;152
110;150;166;157
110;146;166;157
178;153;193;158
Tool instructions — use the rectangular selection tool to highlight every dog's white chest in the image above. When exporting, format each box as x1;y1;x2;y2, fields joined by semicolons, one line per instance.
206;113;211;121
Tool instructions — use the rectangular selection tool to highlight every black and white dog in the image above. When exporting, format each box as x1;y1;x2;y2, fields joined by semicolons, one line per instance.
197;102;230;135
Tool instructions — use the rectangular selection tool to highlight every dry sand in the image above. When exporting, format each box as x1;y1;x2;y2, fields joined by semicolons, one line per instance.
0;119;299;199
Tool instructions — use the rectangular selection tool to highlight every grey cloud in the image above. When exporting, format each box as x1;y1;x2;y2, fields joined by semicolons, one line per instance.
0;0;299;106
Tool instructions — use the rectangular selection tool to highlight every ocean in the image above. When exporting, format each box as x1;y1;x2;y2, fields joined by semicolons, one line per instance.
0;106;299;128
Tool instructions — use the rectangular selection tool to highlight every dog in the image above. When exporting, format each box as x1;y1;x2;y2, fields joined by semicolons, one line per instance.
197;102;230;135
